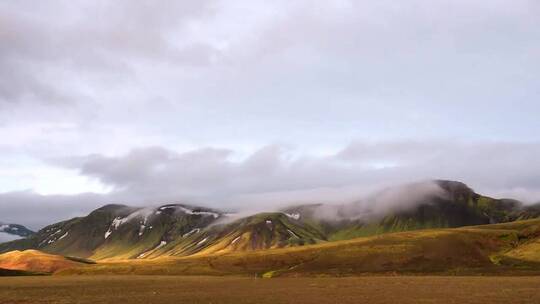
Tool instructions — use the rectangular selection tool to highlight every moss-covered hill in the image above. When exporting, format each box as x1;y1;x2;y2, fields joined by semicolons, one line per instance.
285;180;539;241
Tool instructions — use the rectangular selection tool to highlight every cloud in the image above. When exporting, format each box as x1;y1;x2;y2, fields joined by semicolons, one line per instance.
0;191;105;230
62;141;540;204
3;140;540;229
1;1;540;229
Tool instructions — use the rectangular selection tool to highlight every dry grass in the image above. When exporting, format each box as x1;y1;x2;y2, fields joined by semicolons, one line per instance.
0;275;539;304
0;250;85;273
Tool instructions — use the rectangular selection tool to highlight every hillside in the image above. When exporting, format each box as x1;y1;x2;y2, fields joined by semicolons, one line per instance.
58;218;540;276
284;180;534;240
1;180;539;261
0;250;93;273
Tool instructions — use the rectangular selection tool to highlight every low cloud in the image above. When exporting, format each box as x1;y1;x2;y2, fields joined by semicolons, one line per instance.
1;1;539;230
0;191;105;230
3;140;540;229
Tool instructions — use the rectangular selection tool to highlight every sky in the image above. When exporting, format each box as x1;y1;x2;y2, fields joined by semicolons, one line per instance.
1;0;539;229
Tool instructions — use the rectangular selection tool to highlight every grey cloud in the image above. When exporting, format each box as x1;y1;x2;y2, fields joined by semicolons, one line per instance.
0;191;105;230
66;141;540;204
5;140;540;229
0;0;219;106
1;1;540;229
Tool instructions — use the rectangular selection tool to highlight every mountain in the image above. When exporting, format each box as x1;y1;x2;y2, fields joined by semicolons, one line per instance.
1;180;539;261
0;223;35;243
284;180;534;240
0;204;328;261
59;218;540;276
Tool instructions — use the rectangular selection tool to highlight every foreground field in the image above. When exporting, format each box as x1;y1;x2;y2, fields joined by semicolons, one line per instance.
0;275;539;304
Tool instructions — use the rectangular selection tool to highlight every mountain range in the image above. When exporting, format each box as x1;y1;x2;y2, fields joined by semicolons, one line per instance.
0;223;35;243
1;180;539;264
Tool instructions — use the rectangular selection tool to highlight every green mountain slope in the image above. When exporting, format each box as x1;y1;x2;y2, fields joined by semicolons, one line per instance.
285;180;536;241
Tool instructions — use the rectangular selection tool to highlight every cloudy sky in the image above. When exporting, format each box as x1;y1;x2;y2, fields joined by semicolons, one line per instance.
1;0;539;229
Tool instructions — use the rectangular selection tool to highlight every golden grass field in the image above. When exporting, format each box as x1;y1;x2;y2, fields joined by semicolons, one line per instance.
1;275;540;304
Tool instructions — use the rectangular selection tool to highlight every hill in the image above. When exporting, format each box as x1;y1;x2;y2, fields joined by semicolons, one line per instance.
0;250;93;273
284;180;535;240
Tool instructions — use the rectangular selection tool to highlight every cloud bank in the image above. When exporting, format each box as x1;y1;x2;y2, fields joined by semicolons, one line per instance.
3;141;540;229
1;1;539;229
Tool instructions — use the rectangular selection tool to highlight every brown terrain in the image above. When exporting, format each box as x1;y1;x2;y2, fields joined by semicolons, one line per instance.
1;275;539;304
0;250;88;273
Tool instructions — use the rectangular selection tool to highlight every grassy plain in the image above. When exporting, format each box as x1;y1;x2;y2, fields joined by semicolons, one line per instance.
1;275;539;304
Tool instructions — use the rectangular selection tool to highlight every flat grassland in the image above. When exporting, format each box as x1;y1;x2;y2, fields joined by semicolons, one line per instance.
0;275;539;304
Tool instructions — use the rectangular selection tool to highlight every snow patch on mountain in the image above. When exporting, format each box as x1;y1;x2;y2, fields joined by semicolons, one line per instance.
284;212;301;220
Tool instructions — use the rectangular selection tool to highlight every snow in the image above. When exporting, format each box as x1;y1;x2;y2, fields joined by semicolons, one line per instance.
58;232;69;240
158;206;175;211
105;216;129;239
138;216;149;236
138;225;146;236
0;225;8;231
104;230;112;239
231;236;241;245
49;229;62;237
137;241;167;259
111;217;128;229
284;213;301;220
182;228;200;238
196;237;208;246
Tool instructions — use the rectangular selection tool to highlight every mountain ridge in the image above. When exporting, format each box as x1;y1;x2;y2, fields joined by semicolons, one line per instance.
1;180;539;261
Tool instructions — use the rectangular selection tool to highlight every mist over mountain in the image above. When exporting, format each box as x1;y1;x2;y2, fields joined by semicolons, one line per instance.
0;223;35;243
1;180;538;261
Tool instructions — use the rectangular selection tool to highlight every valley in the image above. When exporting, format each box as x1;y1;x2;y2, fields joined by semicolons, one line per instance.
1;181;540;303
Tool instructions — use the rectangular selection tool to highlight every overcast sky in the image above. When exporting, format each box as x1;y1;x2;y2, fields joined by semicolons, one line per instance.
1;0;539;229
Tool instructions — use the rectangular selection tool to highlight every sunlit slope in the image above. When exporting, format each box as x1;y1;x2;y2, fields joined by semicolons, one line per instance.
0;250;92;273
59;219;540;276
126;212;326;259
